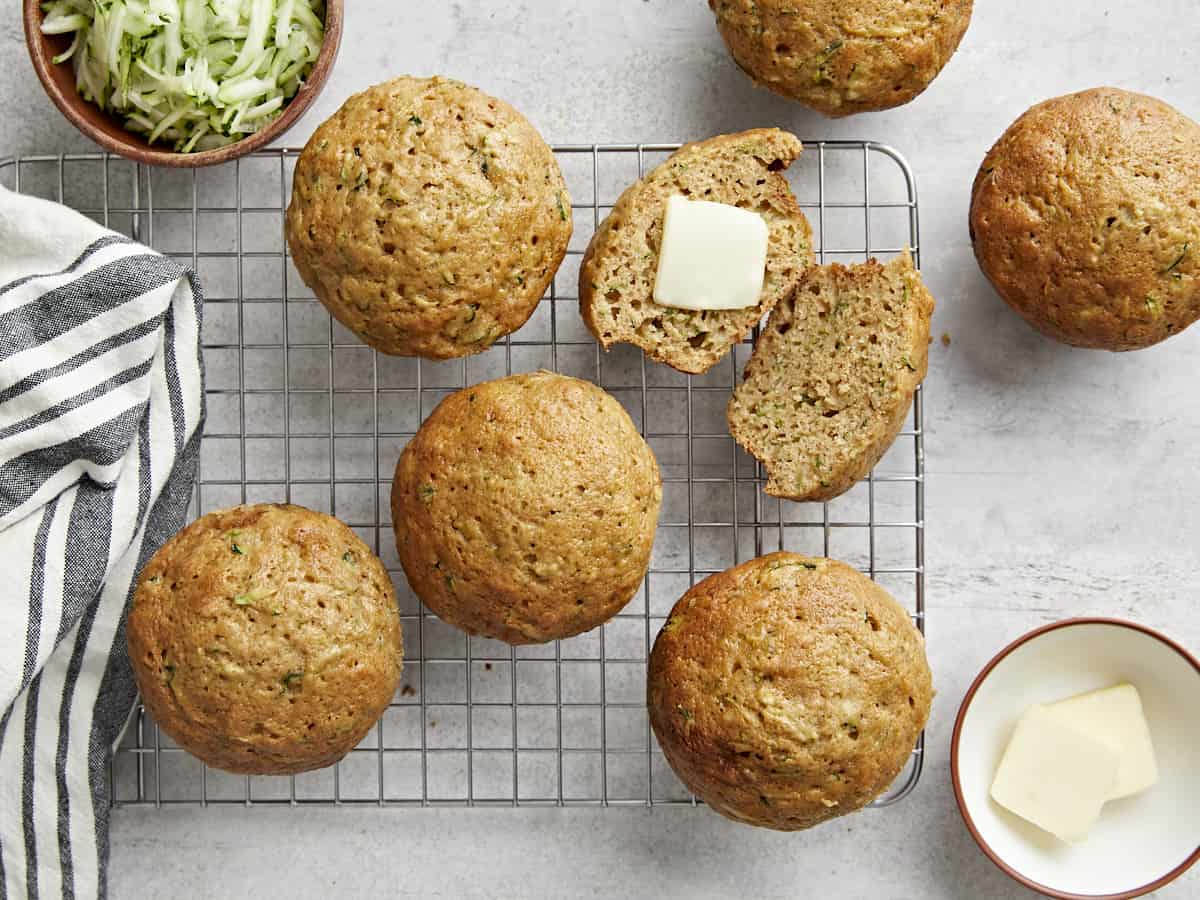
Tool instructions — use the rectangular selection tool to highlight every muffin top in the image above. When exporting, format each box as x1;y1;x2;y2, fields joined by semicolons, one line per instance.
648;553;932;830
708;0;973;117
286;76;572;358
970;87;1200;350
127;504;402;775
392;372;662;645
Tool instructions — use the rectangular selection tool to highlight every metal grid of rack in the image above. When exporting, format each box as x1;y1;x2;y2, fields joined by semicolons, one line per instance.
0;141;925;808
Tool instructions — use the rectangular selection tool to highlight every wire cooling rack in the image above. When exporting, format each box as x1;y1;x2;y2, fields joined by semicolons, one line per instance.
1;142;925;808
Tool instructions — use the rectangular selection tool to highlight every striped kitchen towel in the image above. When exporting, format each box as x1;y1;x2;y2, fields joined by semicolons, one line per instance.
0;186;205;899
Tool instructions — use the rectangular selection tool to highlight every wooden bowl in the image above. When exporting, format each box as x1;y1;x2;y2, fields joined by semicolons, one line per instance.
23;0;343;168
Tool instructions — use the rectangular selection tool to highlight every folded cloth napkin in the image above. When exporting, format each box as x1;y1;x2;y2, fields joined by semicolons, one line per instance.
0;186;205;900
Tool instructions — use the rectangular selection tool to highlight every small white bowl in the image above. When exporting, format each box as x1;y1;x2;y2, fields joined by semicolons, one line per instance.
951;618;1200;899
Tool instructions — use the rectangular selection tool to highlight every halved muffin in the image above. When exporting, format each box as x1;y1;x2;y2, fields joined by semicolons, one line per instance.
728;251;933;502
579;129;812;374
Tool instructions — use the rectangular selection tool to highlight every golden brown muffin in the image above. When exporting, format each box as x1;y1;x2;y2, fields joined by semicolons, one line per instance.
127;504;402;775
286;76;572;358
728;251;934;503
970;87;1200;350
708;0;973;117
579;129;812;374
392;372;662;645
648;553;931;831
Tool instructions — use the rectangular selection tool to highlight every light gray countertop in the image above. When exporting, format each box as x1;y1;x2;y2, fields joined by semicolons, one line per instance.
2;2;1199;898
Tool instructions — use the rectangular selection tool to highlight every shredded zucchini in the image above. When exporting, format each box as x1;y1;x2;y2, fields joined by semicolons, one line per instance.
41;0;326;153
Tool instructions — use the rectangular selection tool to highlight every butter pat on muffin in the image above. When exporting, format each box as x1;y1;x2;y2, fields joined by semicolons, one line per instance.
579;128;811;374
653;196;769;311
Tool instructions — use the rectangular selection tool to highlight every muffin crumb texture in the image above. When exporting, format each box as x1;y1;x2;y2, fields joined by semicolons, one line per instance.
970;87;1200;350
579;128;811;374
127;504;403;775
708;0;973;116
286;76;571;358
392;371;662;645
728;251;933;502
648;553;932;830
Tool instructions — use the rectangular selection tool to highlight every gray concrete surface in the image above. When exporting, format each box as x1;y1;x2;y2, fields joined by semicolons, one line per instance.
2;1;1198;898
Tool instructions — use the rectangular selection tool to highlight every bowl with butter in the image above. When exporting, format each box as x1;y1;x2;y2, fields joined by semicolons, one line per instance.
952;618;1200;899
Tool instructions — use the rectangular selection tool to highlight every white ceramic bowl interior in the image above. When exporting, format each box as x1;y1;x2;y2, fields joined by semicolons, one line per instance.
955;620;1200;898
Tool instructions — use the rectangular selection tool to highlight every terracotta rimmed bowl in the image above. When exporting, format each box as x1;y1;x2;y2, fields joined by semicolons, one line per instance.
952;618;1200;899
23;0;343;168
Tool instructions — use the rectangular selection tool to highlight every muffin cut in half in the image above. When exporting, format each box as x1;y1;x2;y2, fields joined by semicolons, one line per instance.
648;553;932;831
579;129;812;374
728;251;934;502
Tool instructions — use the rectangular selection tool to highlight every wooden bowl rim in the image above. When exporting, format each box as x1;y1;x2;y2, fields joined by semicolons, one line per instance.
21;0;343;168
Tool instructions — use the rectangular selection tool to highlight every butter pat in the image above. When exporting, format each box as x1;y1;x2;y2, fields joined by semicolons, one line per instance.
990;704;1120;843
652;195;769;311
1048;683;1158;800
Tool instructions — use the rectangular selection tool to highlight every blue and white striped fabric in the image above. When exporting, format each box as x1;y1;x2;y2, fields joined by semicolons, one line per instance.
0;186;205;900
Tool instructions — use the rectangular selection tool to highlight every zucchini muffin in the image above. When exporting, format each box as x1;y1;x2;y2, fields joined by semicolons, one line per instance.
648;553;931;831
127;504;402;775
708;0;973;117
392;372;662;645
286;76;572;358
970;87;1200;350
728;251;934;503
579;129;811;374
